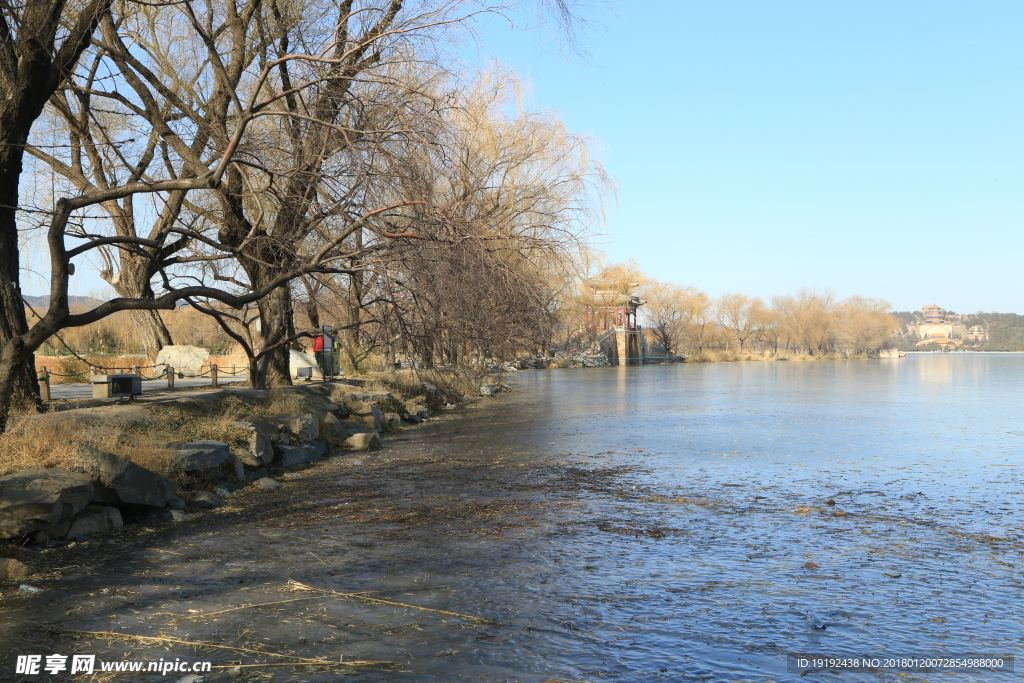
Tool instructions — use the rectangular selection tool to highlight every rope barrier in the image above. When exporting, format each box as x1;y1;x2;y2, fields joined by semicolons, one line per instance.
46;369;92;378
41;361;245;386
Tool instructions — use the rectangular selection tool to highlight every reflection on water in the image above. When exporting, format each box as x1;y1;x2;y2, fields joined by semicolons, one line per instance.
439;355;1024;682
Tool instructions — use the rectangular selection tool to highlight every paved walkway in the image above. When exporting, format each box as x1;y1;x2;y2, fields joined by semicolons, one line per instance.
49;375;247;400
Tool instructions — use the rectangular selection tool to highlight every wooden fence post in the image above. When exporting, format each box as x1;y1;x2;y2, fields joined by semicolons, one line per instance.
211;364;218;388
39;367;50;402
167;366;175;390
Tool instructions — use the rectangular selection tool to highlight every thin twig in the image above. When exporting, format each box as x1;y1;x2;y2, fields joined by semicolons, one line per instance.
171;595;328;621
286;579;499;625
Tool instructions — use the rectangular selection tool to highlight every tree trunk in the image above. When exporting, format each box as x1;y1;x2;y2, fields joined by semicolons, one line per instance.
256;285;294;387
0;108;47;413
102;247;174;358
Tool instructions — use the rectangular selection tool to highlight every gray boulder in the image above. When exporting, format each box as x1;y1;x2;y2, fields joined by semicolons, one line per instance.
71;446;175;508
155;345;209;376
234;415;280;442
65;505;123;539
171;441;231;471
0;469;94;540
347;401;384;432
277;413;319;443
0;558;30;580
233;417;278;463
478;383;496;397
321;412;353;440
167;495;186;510
276;444;321;467
192;491;225;510
247;431;273;463
289;348;324;380
228;454;246;481
254;477;283;491
343;432;382;451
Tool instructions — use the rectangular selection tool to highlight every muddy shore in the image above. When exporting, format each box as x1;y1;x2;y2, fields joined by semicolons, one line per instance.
1;391;627;682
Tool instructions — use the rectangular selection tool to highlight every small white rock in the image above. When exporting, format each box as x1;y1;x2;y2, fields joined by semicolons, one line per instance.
18;584;43;593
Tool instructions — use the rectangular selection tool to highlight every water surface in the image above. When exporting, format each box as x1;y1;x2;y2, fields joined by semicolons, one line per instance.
470;354;1024;681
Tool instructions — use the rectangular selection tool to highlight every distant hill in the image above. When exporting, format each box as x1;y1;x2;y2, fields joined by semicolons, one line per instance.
964;312;1024;352
22;295;107;309
892;309;1024;352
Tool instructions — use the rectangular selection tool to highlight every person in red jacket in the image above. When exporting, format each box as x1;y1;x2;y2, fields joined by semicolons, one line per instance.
313;334;325;373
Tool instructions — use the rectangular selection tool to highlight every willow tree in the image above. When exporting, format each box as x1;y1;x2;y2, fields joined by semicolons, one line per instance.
355;69;606;367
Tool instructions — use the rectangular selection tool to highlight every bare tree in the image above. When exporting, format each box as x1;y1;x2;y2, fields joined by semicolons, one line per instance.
643;282;700;356
0;0;112;404
0;0;446;430
716;293;766;351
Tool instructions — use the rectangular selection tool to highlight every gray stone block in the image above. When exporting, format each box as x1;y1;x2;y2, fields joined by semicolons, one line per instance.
171;441;231;472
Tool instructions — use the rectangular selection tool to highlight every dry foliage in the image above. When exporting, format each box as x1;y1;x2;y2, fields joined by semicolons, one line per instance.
0;413;172;479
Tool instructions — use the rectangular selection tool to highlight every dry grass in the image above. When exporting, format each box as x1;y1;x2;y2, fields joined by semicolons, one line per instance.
0;412;174;478
0;376;442;481
0;394;273;480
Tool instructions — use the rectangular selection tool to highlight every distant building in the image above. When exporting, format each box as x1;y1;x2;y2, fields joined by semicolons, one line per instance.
906;304;965;342
922;304;944;324
583;277;644;365
965;325;988;342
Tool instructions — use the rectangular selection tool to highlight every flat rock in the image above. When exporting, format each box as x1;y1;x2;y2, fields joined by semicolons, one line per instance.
230;446;262;468
276;444;321;467
343;432;382;451
71;446;175;508
171;441;231;471
254;477;283;491
0;558;30;580
65;505;123;540
192;491;225;509
0;469;94;540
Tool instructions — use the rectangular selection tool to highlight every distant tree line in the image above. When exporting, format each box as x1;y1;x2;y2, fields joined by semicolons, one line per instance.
581;262;898;359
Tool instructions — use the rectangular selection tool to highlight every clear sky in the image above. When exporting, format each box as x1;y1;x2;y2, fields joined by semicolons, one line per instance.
471;1;1024;314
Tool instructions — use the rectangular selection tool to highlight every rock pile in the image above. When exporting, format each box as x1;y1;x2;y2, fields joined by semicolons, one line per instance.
0;381;439;550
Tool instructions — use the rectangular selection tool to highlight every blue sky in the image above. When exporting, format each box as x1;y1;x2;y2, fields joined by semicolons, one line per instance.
471;1;1024;313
